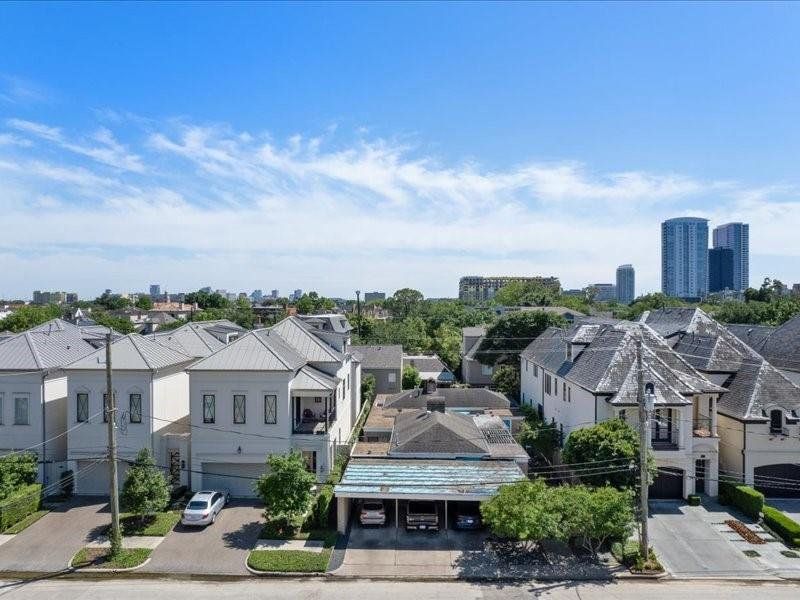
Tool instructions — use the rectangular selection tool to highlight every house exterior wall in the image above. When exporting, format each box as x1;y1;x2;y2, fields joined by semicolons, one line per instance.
152;369;190;432
43;374;68;467
463;357;493;386
362;367;401;395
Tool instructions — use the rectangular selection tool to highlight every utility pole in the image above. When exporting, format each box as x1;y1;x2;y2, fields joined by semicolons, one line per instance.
355;290;362;339
636;336;651;560
105;332;122;556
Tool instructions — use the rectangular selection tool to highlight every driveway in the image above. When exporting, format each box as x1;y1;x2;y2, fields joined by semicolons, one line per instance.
649;499;800;579
766;498;800;523
0;497;109;573
143;500;262;576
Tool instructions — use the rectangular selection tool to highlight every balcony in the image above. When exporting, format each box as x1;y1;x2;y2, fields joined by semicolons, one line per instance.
651;423;679;450
692;417;713;438
292;395;337;435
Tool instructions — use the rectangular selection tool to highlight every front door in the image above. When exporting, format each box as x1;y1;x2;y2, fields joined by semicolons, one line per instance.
695;459;706;494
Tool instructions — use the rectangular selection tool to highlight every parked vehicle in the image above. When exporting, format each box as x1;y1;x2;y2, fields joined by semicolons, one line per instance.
181;490;230;526
405;500;439;531
359;500;387;526
453;503;482;530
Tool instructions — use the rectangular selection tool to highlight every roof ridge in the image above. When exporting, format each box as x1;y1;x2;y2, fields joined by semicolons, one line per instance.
252;330;295;370
285;317;340;361
127;334;155;371
23;332;44;370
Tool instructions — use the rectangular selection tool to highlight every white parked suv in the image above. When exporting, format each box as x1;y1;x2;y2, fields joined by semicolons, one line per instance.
181;490;230;526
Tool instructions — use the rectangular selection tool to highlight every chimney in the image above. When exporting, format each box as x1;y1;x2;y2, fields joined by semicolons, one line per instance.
426;397;445;413
422;378;437;395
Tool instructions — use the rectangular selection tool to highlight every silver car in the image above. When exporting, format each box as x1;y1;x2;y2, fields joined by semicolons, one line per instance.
359;500;386;526
181;490;230;526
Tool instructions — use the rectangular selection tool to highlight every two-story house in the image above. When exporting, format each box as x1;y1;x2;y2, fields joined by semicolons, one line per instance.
62;334;196;494
350;345;403;394
186;316;360;497
520;320;724;498
643;308;800;497
461;326;494;386
0;319;97;486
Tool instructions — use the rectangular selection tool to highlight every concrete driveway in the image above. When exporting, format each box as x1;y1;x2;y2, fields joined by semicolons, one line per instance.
766;498;800;523
0;497;109;573
143;500;262;576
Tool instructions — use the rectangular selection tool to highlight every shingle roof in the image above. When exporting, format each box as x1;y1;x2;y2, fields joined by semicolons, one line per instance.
270;317;342;363
403;355;455;382
718;360;800;420
188;328;305;371
0;325;97;371
732;317;800;373
725;323;776;354
153;323;225;358
384;387;510;410
462;326;487;338
389;410;488;456
350;345;403;370
64;334;195;371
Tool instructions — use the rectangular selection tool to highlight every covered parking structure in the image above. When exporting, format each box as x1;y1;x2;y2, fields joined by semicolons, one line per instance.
333;458;526;534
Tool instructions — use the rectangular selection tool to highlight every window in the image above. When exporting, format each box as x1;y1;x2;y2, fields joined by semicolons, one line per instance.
534;364;538;377
388;372;396;384
525;360;528;372
314;396;322;403
554;378;558;397
233;394;246;424
302;450;317;474
129;393;142;423
544;374;552;395
264;394;277;424
481;364;493;376
619;409;626;421
563;382;566;401
568;387;571;403
0;393;3;425
202;394;215;424
770;409;783;434
76;393;89;422
14;396;29;425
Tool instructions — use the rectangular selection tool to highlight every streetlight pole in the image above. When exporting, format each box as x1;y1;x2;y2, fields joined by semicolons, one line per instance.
355;290;362;339
636;336;653;560
105;332;122;556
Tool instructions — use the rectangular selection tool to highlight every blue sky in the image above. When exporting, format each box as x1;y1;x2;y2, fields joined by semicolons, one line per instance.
1;2;799;299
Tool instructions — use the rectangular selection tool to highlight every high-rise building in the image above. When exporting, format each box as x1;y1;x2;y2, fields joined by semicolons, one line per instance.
712;222;749;292
458;276;561;303
291;289;303;301
251;289;264;302
364;291;386;303
591;283;617;302
271;289;279;299
661;217;709;300
708;248;734;293
616;264;635;304
149;284;161;298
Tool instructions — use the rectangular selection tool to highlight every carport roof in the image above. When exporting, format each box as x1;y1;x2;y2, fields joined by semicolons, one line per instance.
334;458;526;500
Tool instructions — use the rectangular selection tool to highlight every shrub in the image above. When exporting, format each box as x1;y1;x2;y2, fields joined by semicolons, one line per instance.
304;486;334;530
611;539;640;565
726;484;764;519
0;453;38;500
687;494;701;506
718;480;735;505
255;452;315;526
0;483;42;531
59;470;74;498
120;449;170;521
763;505;800;547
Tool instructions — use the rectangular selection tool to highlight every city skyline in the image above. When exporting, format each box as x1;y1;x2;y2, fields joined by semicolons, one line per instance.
1;4;799;299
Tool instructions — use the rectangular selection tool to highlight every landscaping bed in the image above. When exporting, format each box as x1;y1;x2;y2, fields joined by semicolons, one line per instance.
2;509;49;534
726;519;765;544
249;525;337;573
116;511;181;536
611;540;664;574
72;547;152;570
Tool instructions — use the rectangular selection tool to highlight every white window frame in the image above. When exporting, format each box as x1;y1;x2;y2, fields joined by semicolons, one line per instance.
388;372;397;384
202;394;216;424
14;395;29;425
129;393;142;423
76;392;89;422
233;394;246;424
264;394;277;424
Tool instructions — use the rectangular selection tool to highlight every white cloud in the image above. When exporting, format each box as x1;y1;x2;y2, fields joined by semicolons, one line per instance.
0;116;798;298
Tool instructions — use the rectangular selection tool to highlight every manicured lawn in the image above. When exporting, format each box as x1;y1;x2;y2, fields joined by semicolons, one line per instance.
117;511;181;536
72;547;152;569
259;520;335;543
249;526;338;573
2;510;49;534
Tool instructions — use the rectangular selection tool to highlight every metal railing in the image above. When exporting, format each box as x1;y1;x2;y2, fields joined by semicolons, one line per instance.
650;423;679;449
692;417;713;437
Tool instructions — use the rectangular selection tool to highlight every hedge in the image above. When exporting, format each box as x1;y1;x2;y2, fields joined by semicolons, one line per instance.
719;481;763;519
304;486;335;530
763;505;800;547
0;483;42;531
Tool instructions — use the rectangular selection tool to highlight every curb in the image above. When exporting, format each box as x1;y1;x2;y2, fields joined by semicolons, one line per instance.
68;550;153;573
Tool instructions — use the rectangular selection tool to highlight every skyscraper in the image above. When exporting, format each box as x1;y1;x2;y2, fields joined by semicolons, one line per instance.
616;264;635;304
708;248;734;293
712;222;749;292
149;284;161;297
661;217;709;300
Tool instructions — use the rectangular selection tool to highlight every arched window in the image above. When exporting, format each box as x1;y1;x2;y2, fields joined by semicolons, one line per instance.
769;409;783;434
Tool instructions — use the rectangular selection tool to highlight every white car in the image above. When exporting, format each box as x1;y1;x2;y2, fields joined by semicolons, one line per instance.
181;490;230;526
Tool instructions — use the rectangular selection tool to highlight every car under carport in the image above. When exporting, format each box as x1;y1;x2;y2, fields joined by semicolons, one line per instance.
333;458;526;534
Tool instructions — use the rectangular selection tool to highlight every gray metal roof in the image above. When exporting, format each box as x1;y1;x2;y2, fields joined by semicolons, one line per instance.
334;458;526;499
384;387;510;410
188;328;305;371
153;323;225;358
291;365;338;391
0;324;97;371
64;334;195;371
389;410;488;456
350;345;403;370
270;317;342;363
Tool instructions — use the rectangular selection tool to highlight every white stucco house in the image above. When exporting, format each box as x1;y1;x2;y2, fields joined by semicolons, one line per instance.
62;334;196;495
0;319;98;486
520;320;724;498
186;316;360;497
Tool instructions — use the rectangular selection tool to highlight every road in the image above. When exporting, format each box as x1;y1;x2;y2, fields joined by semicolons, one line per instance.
0;578;798;599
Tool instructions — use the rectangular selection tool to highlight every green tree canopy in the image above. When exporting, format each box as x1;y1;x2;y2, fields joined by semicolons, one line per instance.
135;295;153;310
254;452;316;527
492;364;520;400
402;365;422;390
475;310;566;367
0;453;38;500
94;292;132;311
429;323;461;371
613;293;687;320
120;448;170;521
480;479;561;550
492;280;561;307
0;305;61;333
385;288;424;319
294;292;336;315
184;289;230;310
92;310;136;334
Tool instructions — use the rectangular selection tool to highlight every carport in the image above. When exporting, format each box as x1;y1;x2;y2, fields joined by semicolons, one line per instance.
333;458;526;534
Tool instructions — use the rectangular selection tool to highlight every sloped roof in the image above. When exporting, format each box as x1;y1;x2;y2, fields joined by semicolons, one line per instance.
731;317;800;374
726;323;776;354
403;355;455;381
671;333;746;373
270;317;342;363
0;325;97;371
350;345;403;370
384;387;509;410
641;308;698;337
153;323;225;358
389;410;488;456
291;365;339;391
462;326;487;338
188;328;305;371
64;334;195;371
718;360;800;420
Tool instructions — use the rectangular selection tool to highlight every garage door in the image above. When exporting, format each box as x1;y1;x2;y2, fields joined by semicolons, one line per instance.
649;467;684;499
76;459;129;496
201;462;265;498
754;464;800;498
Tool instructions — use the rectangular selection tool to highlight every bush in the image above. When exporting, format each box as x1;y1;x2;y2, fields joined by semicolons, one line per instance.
718;480;735;505
611;539;640;565
0;453;39;500
0;483;42;531
763;505;800;547
59;470;75;498
304;486;334;530
687;494;701;506
724;484;764;519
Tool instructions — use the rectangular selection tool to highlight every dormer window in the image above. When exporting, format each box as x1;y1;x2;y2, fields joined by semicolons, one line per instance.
769;409;783;434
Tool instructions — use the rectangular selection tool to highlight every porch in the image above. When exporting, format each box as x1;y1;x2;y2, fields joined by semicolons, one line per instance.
292;394;337;435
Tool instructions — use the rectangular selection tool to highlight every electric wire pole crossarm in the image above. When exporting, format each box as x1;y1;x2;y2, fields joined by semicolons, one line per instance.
105;331;122;555
636;335;655;560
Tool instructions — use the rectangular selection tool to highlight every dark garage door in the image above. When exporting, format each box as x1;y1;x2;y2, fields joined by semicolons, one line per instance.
649;468;684;499
754;464;800;498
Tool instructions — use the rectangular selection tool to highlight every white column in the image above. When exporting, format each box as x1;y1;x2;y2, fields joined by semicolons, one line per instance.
337;497;350;534
708;457;719;497
711;396;718;436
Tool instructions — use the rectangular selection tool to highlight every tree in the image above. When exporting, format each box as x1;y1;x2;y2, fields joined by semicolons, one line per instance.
385;288;424;319
402;365;421;389
429;323;461;371
515;408;559;466
185;289;230;310
0;453;38;500
254;452;315;530
120;448;170;523
361;373;376;406
562;419;655;489
492;365;520;400
492;280;560;307
294;292;335;315
475;310;566;367
614;293;686;320
92;310;136;334
480;479;561;551
0;305;62;333
94;292;132;311
579;485;634;554
135;295;153;310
